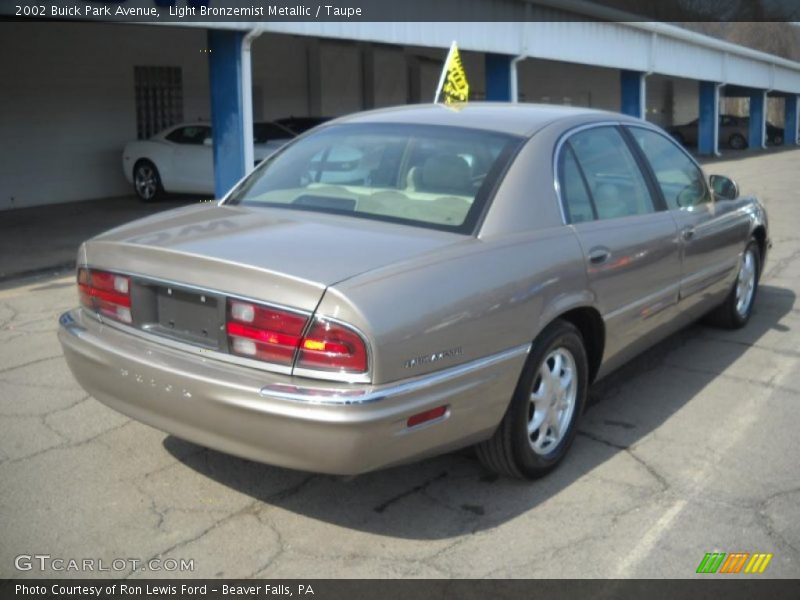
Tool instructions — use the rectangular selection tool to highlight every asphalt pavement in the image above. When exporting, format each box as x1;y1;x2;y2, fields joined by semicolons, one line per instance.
0;195;196;281
0;149;798;578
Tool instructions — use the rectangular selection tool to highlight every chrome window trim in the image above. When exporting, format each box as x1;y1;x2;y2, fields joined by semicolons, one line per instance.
260;343;531;405
79;267;373;384
552;120;624;226
621;122;714;210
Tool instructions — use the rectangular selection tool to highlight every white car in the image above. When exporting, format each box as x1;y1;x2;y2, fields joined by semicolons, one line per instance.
123;122;295;201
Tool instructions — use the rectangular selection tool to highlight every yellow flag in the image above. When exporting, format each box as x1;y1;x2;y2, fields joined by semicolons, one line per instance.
434;41;469;106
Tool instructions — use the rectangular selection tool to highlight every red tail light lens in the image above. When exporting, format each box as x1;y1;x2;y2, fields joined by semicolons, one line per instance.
226;300;308;366
226;300;369;374
78;268;132;324
296;319;368;374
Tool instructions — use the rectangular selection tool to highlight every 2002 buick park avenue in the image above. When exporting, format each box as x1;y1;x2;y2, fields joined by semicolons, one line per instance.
59;104;769;479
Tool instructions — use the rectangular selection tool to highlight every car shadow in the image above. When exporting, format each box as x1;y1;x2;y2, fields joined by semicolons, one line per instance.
164;284;795;540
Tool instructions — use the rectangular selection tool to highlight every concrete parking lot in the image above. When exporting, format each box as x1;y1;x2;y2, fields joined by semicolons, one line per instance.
1;149;799;579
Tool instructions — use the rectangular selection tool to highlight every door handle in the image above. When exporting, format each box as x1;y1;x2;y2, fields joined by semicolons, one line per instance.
682;226;695;241
588;247;611;265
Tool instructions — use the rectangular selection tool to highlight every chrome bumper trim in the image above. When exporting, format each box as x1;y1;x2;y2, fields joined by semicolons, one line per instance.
259;343;531;405
58;309;528;474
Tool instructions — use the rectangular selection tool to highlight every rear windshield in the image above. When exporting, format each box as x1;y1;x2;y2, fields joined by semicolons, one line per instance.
226;123;523;234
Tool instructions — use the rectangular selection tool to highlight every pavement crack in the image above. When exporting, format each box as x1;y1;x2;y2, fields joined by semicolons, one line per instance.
661;362;800;396
578;430;670;492
373;471;449;514
248;512;288;578
763;247;800;279
263;474;317;502
127;499;261;579
697;334;800;359
1;419;132;467
755;487;800;558
0;302;20;329
0;354;63;375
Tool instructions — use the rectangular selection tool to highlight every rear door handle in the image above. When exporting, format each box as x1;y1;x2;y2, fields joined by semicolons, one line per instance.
682;226;695;241
588;247;611;265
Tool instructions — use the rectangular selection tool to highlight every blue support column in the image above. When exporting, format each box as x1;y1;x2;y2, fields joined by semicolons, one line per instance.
698;81;719;156
485;53;512;101
748;90;766;149
208;30;246;199
784;95;798;146
620;70;645;118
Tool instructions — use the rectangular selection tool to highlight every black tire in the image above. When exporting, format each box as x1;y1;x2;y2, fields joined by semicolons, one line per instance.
706;239;761;329
476;320;589;479
133;160;164;203
772;134;783;146
728;133;747;150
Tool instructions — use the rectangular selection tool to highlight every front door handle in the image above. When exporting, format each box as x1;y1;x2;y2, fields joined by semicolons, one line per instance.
588;247;611;265
682;226;696;241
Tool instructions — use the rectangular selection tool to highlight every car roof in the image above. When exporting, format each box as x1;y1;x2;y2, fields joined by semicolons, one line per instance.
332;102;633;137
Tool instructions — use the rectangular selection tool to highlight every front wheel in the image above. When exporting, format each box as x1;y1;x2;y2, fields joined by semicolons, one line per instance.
133;160;163;203
706;240;760;329
476;320;589;479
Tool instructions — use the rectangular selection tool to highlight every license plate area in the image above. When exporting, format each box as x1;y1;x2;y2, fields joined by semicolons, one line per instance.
134;283;224;350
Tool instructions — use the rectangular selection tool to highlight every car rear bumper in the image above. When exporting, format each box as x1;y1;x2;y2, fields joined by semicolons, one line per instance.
58;309;527;475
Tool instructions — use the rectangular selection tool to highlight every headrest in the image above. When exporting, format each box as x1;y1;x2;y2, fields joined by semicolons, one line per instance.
418;154;472;195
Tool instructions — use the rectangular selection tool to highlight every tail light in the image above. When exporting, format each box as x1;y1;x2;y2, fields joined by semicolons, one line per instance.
226;300;307;366
78;268;132;324
226;299;368;374
296;319;368;373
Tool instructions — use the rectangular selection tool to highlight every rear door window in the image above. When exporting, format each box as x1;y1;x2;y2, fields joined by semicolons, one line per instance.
558;144;596;223
567;126;655;220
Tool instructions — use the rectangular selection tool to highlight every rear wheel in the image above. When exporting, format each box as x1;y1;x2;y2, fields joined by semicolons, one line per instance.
133;160;163;202
706;239;760;329
476;320;589;479
728;133;747;150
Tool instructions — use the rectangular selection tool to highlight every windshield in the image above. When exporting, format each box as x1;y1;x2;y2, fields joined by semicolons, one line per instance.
226;123;523;234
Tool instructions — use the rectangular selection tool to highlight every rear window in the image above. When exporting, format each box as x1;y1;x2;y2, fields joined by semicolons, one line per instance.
226;123;522;234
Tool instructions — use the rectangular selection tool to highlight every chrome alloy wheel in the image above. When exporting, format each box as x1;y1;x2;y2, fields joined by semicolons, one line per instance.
735;248;757;318
134;165;157;200
528;347;577;455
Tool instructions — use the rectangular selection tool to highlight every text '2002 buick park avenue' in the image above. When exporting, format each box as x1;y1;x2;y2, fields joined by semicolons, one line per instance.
58;104;769;479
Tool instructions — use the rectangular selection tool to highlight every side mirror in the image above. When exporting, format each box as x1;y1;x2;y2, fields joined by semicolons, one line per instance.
203;137;213;146
709;174;739;201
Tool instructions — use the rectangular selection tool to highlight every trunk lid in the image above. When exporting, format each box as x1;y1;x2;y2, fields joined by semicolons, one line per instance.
84;203;465;311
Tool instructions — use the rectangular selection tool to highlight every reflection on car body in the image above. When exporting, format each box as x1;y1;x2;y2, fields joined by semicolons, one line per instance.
60;103;769;479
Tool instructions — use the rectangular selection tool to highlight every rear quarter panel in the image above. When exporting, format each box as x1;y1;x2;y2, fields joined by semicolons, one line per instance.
320;226;589;385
